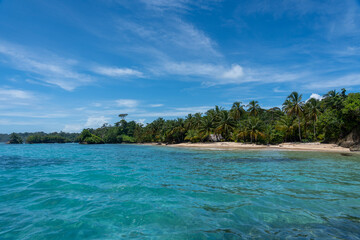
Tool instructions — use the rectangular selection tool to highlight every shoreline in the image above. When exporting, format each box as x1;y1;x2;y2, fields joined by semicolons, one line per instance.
149;142;353;153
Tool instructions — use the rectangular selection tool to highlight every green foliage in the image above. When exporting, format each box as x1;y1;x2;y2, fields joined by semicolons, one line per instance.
0;132;79;143
8;133;23;144
342;93;360;130
185;130;201;143
42;88;357;146
26;134;68;144
120;134;136;143
78;129;104;144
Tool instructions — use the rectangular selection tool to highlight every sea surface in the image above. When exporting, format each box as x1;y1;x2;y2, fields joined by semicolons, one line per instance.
0;143;360;239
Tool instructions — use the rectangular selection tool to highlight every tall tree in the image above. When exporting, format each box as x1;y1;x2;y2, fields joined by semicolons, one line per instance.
246;117;264;143
230;102;245;121
215;111;236;140
247;100;260;116
199;116;214;141
283;92;304;141
306;98;321;140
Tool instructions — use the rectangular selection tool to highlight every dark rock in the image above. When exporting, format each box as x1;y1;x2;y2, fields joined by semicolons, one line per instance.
338;129;360;148
350;144;360;152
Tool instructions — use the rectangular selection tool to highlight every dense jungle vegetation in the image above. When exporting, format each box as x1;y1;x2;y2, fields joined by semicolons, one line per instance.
81;90;360;145
1;132;79;144
5;90;359;145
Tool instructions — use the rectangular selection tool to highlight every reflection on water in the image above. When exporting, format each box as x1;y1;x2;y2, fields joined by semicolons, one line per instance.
0;144;359;239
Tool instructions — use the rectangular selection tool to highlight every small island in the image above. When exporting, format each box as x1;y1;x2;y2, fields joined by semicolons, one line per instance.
7;133;23;144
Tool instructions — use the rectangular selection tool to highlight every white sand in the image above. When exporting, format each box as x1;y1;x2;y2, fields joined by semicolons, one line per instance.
164;142;351;153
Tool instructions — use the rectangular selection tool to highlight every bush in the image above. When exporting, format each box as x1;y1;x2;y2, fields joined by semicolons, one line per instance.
79;129;104;144
8;133;23;144
120;134;136;143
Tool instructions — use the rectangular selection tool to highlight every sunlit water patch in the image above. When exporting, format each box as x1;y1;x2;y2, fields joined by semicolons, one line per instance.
0;143;359;239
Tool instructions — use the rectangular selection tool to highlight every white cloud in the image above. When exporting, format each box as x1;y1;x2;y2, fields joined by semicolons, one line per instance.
62;124;83;133
139;0;220;12
63;116;110;133
140;0;189;10
85;116;110;128
172;20;220;56
0;119;42;126
161;61;306;86
116;16;220;58
222;64;244;79
136;119;146;125
0;88;33;100
0;112;68;118
0;41;93;91
93;66;143;77
116;99;139;108
307;93;323;101
0;88;38;108
307;74;360;89
164;62;244;81
149;104;164;107
133;106;211;117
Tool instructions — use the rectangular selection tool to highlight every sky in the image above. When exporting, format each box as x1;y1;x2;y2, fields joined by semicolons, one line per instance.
0;0;360;133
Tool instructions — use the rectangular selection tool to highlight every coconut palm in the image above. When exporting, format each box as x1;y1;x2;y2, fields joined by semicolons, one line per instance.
184;129;201;143
199;116;214;141
247;100;260;116
283;92;304;141
235;120;249;142
246;117;265;143
230;102;245;121
267;107;281;122
276;115;296;142
215;111;236;140
306;98;321;140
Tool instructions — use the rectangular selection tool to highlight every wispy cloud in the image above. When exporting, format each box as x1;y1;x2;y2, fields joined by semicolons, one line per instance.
0;87;37;107
139;0;221;12
0;41;93;91
133;105;212;117
149;104;164;107
116;16;220;58
63;116;110;132
93;66;143;77
307;74;360;89
241;0;360;37
159;61;306;86
0;88;33;100
115;99;139;108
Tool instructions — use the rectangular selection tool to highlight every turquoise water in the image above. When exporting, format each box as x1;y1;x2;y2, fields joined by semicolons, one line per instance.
0;144;359;239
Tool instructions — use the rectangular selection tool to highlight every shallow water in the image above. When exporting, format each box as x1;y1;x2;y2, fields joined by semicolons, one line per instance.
0;143;359;239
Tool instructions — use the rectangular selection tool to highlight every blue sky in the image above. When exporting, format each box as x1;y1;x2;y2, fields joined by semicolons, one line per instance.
0;0;360;133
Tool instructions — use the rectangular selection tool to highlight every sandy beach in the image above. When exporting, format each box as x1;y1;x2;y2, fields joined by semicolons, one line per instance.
162;142;353;153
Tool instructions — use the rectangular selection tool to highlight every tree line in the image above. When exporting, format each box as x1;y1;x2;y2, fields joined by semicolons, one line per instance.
80;89;360;145
3;132;80;144
6;89;359;145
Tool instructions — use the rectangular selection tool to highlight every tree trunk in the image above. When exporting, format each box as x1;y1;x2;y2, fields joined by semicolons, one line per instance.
313;121;316;141
298;117;302;142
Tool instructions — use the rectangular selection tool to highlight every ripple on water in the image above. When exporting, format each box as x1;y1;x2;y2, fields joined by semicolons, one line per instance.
0;144;360;239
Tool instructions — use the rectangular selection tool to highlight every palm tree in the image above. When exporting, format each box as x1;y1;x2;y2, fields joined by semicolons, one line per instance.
184;129;201;143
230;102;245;121
306;98;321;140
247;100;260;116
267;107;281;122
276;115;296;142
246;117;265;143
215;111;236;140
199;116;214;141
283;92;304;141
